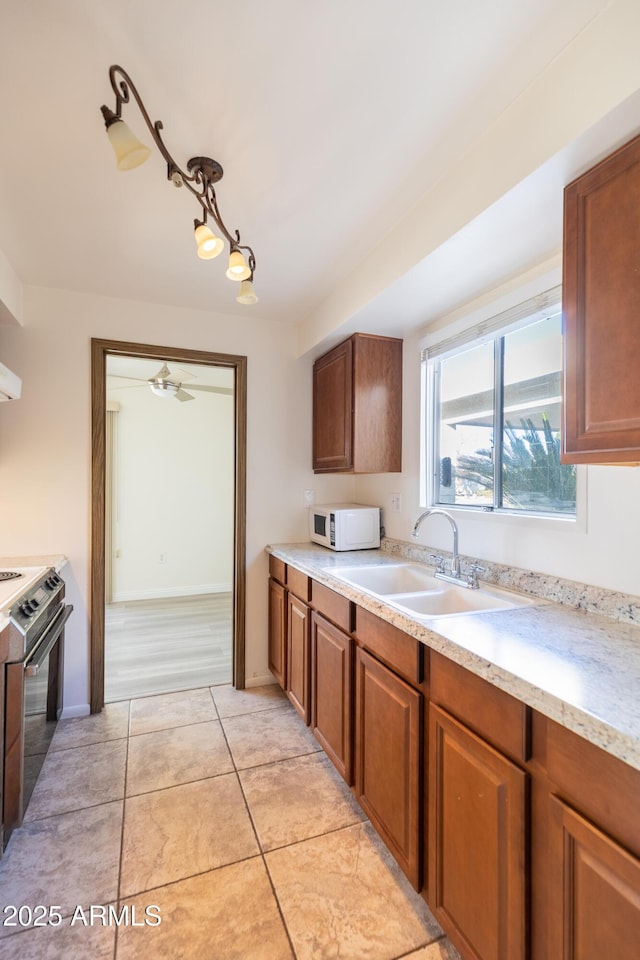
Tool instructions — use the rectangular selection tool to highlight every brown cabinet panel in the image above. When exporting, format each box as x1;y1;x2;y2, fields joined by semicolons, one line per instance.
354;606;423;686
313;337;353;472
268;555;286;586
313;333;402;474
562;131;640;463
287;566;310;603
268;577;287;689
3;661;24;836
286;594;310;723
428;704;527;960
311;580;351;633
548;797;640;960
430;652;530;763
546;718;640;858
355;646;422;888
311;612;353;783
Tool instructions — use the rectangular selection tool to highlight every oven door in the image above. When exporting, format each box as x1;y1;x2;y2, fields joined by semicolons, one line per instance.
3;602;72;844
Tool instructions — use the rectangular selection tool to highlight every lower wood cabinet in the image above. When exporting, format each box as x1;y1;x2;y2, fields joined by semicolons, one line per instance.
310;612;352;783
286;594;310;723
547;797;640;960
428;704;527;960
268;577;287;689
268;560;640;960
355;645;422;888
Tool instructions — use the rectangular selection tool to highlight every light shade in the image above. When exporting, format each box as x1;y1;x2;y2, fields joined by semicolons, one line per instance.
194;221;224;260
106;118;151;171
149;381;178;399
236;279;259;304
225;249;251;281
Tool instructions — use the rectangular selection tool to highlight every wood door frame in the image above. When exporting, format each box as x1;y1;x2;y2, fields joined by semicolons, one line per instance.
90;338;247;713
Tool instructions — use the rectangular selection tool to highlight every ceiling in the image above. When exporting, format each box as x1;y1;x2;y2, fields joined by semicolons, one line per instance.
0;0;634;344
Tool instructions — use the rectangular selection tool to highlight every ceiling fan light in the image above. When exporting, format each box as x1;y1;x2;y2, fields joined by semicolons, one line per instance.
236;279;258;304
149;381;178;398
225;249;251;281
105;117;151;171
194;221;224;260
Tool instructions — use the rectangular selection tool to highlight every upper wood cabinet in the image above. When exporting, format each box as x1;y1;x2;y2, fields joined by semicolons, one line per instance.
312;333;402;473
562;131;640;463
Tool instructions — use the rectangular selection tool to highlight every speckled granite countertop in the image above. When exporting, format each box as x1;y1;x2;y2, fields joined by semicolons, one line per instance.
267;542;640;772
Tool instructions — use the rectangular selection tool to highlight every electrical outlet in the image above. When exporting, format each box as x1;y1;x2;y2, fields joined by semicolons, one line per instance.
303;489;316;507
159;553;167;564
390;493;402;513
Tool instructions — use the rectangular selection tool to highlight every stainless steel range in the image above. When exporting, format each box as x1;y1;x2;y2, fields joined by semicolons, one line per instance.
1;566;73;844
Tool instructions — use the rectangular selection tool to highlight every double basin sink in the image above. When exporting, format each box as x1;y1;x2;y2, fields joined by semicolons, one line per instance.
329;561;539;621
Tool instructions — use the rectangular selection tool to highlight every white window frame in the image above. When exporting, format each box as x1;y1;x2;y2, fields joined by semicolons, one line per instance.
420;286;587;529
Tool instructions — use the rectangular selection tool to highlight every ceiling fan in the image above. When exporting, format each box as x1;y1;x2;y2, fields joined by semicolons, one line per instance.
108;362;233;403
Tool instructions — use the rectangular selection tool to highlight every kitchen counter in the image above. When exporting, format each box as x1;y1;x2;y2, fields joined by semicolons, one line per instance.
267;543;640;772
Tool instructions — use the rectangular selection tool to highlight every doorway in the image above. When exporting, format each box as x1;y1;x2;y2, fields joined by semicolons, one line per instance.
91;339;247;713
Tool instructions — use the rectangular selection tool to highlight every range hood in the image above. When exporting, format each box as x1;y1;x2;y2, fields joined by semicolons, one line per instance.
0;362;21;401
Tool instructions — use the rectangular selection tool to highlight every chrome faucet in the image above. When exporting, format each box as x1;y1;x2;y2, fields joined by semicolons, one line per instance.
412;508;461;579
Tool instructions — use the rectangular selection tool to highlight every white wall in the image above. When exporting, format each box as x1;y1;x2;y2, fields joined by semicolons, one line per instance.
355;322;640;598
0;284;354;714
108;371;234;600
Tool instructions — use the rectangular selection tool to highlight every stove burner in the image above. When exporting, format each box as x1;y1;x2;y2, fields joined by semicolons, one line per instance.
0;571;23;582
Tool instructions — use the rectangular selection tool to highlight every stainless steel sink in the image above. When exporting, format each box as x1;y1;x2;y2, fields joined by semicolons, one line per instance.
330;561;539;619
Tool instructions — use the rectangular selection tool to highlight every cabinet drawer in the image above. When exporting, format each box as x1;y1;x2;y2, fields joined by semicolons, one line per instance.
311;581;351;632
287;566;310;602
546;718;640;858
354;606;422;687
268;555;286;586
430;652;529;763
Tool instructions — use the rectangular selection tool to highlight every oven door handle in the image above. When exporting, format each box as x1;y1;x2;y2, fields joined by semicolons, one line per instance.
24;604;73;677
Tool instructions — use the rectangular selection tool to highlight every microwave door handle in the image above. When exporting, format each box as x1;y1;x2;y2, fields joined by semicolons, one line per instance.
24;604;73;677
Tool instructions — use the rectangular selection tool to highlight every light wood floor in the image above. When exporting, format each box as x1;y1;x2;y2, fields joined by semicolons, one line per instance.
104;593;232;702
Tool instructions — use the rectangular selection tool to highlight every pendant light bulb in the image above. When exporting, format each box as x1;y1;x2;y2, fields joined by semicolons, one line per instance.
194;220;224;260
102;109;151;171
236;279;259;304
225;249;251;281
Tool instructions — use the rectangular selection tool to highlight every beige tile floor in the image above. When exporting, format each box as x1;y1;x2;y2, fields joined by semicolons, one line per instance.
0;684;461;960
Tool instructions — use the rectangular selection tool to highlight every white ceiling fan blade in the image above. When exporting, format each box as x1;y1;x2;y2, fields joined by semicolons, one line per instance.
175;388;195;402
107;382;147;391
108;374;151;384
187;385;233;396
149;362;173;383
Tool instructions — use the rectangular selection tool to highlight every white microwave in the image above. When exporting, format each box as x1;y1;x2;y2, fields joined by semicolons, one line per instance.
310;503;381;551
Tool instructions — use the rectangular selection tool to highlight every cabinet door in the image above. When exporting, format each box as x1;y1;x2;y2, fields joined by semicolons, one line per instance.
313;338;353;472
310;612;352;783
286;594;310;723
562;132;640;463
355;646;421;888
428;704;526;960
548;797;640;960
268;577;287;689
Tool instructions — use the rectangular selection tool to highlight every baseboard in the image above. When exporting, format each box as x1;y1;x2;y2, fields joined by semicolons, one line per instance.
60;703;91;720
111;582;232;602
244;674;277;688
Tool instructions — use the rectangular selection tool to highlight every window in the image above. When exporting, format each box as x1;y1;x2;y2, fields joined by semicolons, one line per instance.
425;301;576;517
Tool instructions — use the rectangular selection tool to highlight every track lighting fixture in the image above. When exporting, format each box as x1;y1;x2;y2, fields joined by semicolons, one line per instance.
100;64;258;304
